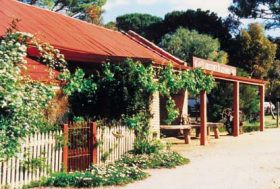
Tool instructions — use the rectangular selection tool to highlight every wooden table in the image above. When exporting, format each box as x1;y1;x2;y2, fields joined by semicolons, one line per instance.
160;125;199;144
160;122;223;144
206;122;223;139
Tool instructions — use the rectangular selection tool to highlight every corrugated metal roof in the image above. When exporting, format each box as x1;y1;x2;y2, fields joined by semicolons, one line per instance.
0;0;176;66
24;58;60;83
0;0;265;86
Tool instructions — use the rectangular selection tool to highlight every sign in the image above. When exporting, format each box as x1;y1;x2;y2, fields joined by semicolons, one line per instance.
192;57;236;76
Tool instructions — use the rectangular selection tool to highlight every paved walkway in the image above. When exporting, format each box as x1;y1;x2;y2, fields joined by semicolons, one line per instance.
121;129;280;189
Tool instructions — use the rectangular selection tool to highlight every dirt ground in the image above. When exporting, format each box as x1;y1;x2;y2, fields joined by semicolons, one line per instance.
118;128;280;189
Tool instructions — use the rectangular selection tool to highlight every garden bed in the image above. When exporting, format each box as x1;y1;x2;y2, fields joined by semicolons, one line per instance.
23;151;189;188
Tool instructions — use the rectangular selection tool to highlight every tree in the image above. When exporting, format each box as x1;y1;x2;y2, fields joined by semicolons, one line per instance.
230;23;277;79
114;9;239;50
160;28;228;64
153;10;238;47
208;69;260;122
116;13;162;36
268;60;280;103
207;81;233;122
269;37;280;59
238;69;259;120
229;0;280;29
105;21;117;30
19;0;106;24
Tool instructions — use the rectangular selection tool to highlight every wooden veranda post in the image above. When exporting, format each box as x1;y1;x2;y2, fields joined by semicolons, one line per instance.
90;122;98;164
200;90;207;145
62;124;69;172
259;85;265;131
233;82;240;137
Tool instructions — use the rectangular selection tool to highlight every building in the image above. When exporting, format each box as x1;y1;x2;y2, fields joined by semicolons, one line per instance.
0;0;266;145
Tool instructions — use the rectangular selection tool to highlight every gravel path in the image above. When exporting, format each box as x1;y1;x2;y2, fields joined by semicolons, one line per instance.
120;128;280;189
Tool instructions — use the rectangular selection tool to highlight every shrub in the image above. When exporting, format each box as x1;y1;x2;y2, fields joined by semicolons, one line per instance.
25;163;148;188
118;151;190;169
24;150;189;188
132;139;164;155
243;125;259;133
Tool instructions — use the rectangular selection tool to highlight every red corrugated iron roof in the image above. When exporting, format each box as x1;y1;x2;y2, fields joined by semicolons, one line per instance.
0;0;177;66
23;58;60;83
0;0;265;86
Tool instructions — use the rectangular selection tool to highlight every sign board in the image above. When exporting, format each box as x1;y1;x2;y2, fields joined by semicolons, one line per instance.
192;57;236;76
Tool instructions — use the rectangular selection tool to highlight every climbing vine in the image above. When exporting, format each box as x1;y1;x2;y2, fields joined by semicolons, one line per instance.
63;59;215;148
0;27;67;160
158;64;215;124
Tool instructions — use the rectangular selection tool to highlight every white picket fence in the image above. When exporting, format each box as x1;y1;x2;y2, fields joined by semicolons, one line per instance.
0;131;63;189
0;125;135;188
96;125;135;165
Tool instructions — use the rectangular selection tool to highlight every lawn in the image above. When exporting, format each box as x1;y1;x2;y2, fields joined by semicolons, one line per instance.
241;115;279;132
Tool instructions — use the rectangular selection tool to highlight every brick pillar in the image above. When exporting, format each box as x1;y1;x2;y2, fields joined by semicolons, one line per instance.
233;82;240;137
259;85;265;131
200;91;207;145
149;91;160;138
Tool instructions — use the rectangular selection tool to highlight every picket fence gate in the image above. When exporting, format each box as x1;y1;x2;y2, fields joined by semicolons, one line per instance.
0;131;63;189
0;125;135;188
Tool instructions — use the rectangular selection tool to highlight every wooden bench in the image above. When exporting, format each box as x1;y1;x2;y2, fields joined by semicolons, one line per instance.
160;122;223;144
160;125;199;144
207;122;223;139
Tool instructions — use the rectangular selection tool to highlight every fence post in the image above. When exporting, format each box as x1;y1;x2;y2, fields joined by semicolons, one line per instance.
90;122;98;164
62;124;69;172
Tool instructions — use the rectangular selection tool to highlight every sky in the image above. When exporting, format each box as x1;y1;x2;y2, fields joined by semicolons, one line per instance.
103;0;279;37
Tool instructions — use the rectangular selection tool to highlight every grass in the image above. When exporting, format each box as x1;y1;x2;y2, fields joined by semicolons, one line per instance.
217;115;279;133
243;115;278;128
242;115;279;132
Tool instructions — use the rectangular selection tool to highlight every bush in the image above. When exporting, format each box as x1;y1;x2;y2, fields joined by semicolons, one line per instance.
243;126;259;133
25;163;148;188
132;139;164;155
24;150;188;188
118;151;190;169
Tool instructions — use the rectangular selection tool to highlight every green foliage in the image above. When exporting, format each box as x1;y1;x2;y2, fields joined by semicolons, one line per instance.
242;125;260;133
104;21;117;30
59;68;97;96
0;31;59;160
207;82;233;122
231;23;277;79
115;9;237;50
239;81;259;120
164;98;179;125
267;60;280;103
159;10;237;45
132;139;164;155
229;0;280;29
160;28;228;64
116;13;163;36
24;150;189;188
20;153;50;173
118;151;190;169
64;59;214;143
208;70;259;122
157;64;214;124
54;133;66;150
269;37;280;60
19;0;107;23
27;163;148;187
